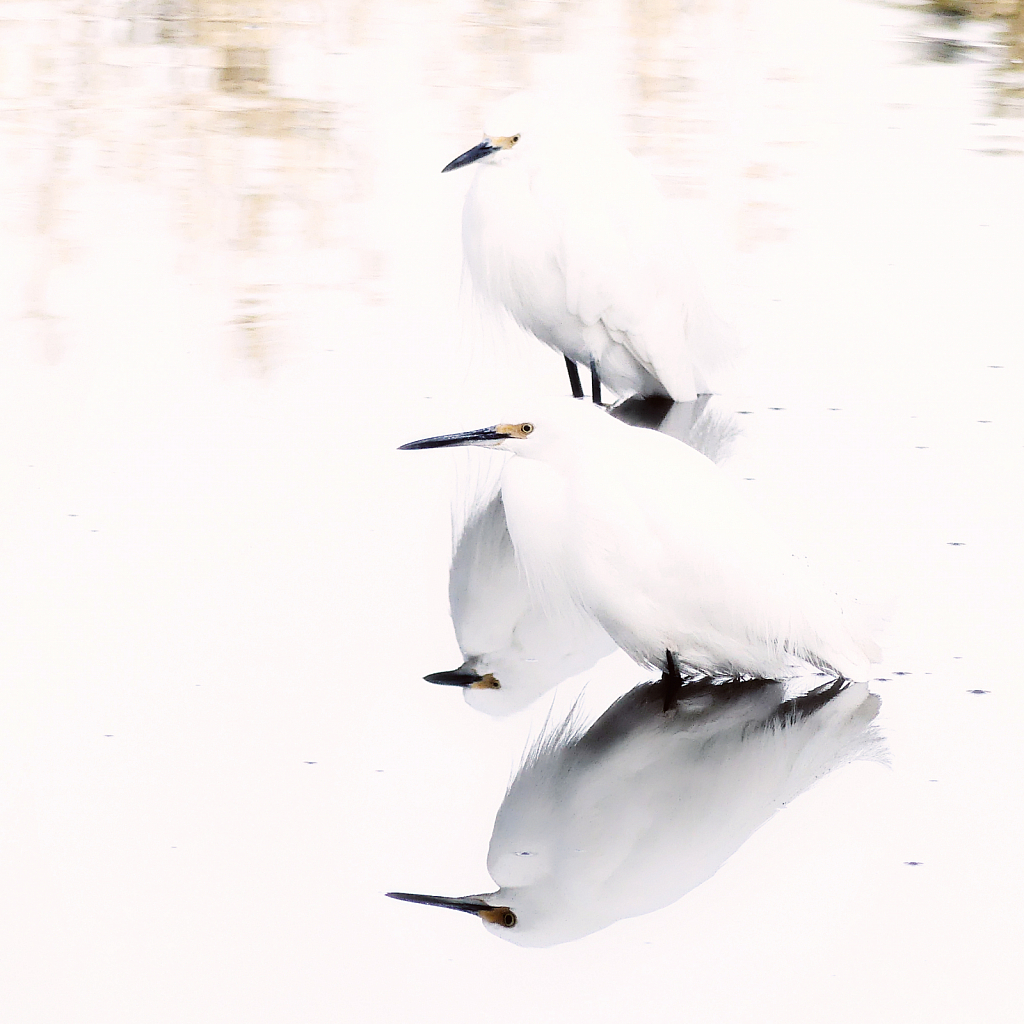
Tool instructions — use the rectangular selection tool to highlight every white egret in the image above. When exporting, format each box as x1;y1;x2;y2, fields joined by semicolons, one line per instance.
388;675;886;947
443;92;734;404
425;398;739;716
400;399;880;682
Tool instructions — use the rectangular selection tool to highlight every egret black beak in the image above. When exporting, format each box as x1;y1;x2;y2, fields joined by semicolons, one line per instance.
386;891;517;928
442;141;498;173
386;892;493;915
398;426;508;450
424;670;500;689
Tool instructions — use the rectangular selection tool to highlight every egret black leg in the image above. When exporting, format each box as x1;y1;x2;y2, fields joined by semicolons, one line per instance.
662;649;684;713
590;359;602;406
565;357;584;399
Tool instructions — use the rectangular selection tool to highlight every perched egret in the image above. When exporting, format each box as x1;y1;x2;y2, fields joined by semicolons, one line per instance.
400;400;881;681
443;92;734;403
388;675;886;946
426;397;738;715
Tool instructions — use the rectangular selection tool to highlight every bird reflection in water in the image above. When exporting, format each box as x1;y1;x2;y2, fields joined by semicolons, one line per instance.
389;674;885;946
423;396;739;716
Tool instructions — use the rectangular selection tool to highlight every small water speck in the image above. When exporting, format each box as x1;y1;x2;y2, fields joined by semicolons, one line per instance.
947;541;965;546
304;761;317;765
737;410;753;415
904;861;923;867
893;671;911;676
967;689;989;695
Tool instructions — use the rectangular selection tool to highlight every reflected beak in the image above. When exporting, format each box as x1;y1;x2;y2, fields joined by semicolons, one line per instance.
398;426;508;450
386;892;494;916
442;140;498;173
424;670;500;690
386;891;517;928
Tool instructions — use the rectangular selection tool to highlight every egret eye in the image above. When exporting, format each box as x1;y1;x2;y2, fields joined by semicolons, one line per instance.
510;134;520;144
520;423;533;435
480;906;517;927
470;673;501;690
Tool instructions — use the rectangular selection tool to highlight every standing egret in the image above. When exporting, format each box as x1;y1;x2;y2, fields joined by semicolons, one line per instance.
443;92;735;404
425;398;737;716
388;675;885;947
400;400;880;681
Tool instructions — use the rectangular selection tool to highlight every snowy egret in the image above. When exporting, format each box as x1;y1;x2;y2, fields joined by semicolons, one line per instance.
443;92;734;403
400;399;880;681
388;675;885;946
426;397;737;716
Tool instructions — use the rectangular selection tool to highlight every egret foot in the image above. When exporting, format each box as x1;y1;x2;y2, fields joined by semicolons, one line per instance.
565;357;584;399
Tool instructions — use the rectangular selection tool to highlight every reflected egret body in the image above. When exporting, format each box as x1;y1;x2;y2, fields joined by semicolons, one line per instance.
401;400;881;681
389;676;885;946
427;484;617;716
444;93;733;402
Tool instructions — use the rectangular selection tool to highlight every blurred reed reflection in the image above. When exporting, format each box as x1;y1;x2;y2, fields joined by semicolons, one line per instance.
914;3;1024;122
0;0;836;368
428;397;739;716
1;0;1020;370
0;0;370;368
390;674;886;947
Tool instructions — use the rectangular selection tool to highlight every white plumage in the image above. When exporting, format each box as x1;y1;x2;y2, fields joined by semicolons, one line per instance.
444;92;734;402
401;399;881;682
424;398;740;716
388;675;886;946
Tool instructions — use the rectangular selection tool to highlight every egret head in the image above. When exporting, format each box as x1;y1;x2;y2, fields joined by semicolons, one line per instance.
399;399;609;460
385;887;598;948
441;92;565;173
423;666;525;717
424;662;583;717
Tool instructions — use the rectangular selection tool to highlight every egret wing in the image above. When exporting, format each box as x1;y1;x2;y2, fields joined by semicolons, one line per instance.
551;152;730;400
